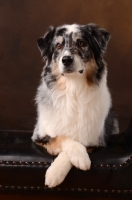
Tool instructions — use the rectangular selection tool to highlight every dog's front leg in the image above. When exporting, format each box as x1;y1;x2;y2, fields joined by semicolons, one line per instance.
45;151;72;188
44;135;91;171
62;138;91;171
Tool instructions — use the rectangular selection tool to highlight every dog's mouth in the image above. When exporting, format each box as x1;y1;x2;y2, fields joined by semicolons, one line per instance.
61;69;84;76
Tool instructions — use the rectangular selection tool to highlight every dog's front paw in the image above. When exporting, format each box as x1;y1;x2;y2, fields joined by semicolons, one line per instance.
45;152;72;188
45;165;63;188
63;140;91;171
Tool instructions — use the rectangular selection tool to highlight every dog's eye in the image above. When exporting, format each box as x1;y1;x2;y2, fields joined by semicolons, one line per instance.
56;43;62;50
77;40;85;47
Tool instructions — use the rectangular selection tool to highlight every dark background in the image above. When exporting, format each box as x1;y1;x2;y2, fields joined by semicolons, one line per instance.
0;0;132;132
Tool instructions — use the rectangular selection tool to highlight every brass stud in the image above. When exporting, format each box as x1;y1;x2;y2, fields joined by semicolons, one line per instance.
78;188;81;192
57;188;61;191
100;164;104;168
97;189;100;193
112;190;115;193
124;190;127;193
24;187;27;190
104;190;108;193
5;186;8;189
6;161;9;165
31;186;34;190
71;188;74;191
32;162;35;165
84;188;87;192
0;161;3;164
106;165;110;169
130;190;132;193
113;165;117;169
120;164;122;168
19;161;22;165
11;186;14;190
118;190;121;193
65;188;68;191
25;162;28;165
13;161;16;165
91;189;94;192
44;162;47;166
38;162;41;165
37;186;40;190
18;186;21;190
0;185;2;189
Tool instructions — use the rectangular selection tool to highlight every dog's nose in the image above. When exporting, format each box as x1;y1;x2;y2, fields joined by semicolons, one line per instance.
62;56;73;66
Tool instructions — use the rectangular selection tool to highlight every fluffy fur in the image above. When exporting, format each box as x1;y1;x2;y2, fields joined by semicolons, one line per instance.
32;23;119;187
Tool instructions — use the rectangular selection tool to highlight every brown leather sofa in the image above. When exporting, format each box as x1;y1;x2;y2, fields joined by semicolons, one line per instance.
0;0;132;199
0;118;132;200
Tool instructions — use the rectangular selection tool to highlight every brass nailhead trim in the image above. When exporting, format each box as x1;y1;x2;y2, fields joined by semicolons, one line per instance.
0;185;132;193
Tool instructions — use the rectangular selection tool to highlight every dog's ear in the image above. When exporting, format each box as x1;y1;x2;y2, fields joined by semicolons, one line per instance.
37;26;56;59
87;23;110;56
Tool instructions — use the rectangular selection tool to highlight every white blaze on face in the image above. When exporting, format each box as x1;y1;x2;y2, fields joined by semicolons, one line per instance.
63;24;79;34
57;24;85;74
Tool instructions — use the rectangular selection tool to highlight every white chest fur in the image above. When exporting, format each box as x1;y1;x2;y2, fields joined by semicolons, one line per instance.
37;72;111;147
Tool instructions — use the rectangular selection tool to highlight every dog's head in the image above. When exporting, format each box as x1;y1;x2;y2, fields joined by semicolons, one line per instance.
37;24;110;84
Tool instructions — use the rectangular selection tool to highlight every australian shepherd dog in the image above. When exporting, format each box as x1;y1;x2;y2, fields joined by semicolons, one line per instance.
32;23;119;187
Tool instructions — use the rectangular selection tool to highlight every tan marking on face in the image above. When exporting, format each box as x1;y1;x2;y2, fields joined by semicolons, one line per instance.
56;36;63;44
51;60;66;90
37;135;67;155
73;32;82;41
85;58;97;86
